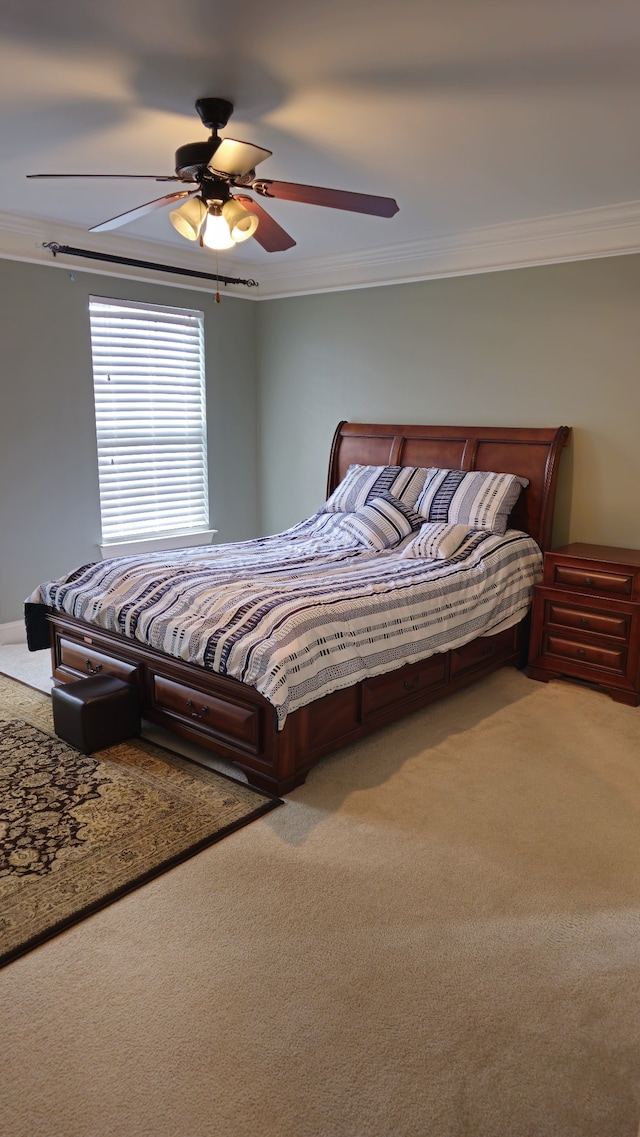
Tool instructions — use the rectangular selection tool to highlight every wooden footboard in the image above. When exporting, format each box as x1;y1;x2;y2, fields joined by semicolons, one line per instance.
49;611;525;795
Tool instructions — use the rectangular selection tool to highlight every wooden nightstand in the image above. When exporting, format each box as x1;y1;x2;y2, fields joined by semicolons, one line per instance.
527;543;640;706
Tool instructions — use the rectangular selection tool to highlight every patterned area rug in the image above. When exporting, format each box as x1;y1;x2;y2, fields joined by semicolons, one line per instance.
0;673;282;966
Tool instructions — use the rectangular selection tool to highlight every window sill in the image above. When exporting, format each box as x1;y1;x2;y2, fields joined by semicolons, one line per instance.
99;530;217;559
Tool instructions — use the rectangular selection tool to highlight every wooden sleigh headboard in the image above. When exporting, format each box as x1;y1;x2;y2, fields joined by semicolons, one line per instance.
326;422;571;552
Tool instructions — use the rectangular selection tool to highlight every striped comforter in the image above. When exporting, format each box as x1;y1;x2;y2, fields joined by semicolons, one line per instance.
28;514;543;727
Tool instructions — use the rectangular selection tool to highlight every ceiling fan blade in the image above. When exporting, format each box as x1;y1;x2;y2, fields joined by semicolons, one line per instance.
27;173;181;181
89;189;199;233
252;179;399;218
234;195;296;252
209;138;272;179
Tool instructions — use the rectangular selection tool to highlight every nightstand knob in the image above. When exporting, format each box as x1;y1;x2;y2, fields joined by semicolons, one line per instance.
578;648;586;657
579;617;588;627
584;576;594;586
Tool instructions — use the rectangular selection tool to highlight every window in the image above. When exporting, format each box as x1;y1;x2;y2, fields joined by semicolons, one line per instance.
89;297;209;549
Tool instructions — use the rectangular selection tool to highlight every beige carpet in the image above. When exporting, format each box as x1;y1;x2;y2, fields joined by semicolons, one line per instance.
2;665;640;1137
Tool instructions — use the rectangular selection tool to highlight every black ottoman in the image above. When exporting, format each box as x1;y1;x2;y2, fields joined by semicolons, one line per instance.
51;675;140;754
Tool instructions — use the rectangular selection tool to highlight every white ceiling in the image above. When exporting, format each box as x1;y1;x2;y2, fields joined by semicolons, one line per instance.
2;0;640;298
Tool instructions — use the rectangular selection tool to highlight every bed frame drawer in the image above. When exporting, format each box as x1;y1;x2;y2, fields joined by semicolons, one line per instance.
450;625;519;680
151;673;261;754
56;635;138;683
361;655;447;721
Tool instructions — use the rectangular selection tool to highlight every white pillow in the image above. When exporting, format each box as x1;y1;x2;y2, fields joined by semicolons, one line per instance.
400;522;478;561
415;468;528;534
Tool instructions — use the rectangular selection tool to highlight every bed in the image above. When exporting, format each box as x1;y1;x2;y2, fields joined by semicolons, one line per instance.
28;421;571;795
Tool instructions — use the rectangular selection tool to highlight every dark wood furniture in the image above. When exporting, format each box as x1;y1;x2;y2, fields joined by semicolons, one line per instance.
527;543;640;706
47;422;571;794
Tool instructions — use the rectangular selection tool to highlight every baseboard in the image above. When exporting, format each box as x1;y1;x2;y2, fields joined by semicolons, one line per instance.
0;620;26;645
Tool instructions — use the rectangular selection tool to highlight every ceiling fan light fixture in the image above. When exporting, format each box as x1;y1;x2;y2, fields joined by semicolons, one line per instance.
201;203;236;250
28;98;398;255
169;196;207;240
222;197;259;243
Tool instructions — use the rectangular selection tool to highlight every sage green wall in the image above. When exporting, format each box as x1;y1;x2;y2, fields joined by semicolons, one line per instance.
256;254;640;549
0;258;259;623
3;251;640;625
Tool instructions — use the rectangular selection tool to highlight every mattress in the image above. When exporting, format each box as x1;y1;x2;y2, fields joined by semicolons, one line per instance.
28;514;543;726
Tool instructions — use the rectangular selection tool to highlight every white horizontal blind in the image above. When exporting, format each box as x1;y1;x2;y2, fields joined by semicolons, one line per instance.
89;297;209;542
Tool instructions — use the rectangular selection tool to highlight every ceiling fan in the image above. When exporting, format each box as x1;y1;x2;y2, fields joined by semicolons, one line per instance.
27;97;400;254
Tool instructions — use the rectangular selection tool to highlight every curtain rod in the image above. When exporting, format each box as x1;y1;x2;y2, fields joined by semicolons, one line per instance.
42;242;259;289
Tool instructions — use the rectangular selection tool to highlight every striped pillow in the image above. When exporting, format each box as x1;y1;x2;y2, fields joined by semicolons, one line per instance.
415;468;528;534
400;522;479;560
323;464;429;513
339;493;424;551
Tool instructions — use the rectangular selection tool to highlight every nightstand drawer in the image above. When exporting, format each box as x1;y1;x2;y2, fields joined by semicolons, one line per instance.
544;601;630;641
551;564;633;597
542;632;627;675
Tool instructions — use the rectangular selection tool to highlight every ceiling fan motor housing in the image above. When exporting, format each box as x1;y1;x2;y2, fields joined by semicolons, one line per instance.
174;140;222;180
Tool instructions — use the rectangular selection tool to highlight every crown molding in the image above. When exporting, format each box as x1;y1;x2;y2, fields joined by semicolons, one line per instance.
1;199;640;300
254;199;640;298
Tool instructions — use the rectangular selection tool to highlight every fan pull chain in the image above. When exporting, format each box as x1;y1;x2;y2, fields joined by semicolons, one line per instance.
215;251;221;303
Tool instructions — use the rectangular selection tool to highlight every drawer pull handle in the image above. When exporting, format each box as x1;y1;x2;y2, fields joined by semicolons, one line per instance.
85;659;103;674
577;648;586;658
579;617;589;627
186;699;210;721
481;644;493;656
584;576;594;586
403;674;422;691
